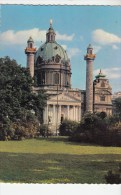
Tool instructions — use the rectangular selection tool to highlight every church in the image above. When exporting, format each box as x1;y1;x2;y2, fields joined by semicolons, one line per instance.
25;20;112;134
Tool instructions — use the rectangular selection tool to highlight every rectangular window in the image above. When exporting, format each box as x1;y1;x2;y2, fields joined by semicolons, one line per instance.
100;96;105;101
54;73;59;84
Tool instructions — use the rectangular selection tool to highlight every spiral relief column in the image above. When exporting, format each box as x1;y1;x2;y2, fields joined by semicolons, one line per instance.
84;44;96;113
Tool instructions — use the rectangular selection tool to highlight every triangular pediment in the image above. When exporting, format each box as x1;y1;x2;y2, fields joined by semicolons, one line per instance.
48;92;81;103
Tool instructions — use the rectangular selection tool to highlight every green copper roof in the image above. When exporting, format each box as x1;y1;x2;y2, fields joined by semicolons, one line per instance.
35;41;69;63
95;69;106;78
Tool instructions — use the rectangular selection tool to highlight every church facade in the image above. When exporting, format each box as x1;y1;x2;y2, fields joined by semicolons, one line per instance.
25;21;112;134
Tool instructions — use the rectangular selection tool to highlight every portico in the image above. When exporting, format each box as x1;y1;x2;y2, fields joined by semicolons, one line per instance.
43;90;81;133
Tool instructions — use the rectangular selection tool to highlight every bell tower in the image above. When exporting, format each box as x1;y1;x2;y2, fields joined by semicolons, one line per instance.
25;37;36;78
84;44;96;113
93;69;112;115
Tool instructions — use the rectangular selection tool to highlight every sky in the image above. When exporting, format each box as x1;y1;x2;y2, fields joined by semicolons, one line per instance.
0;5;121;93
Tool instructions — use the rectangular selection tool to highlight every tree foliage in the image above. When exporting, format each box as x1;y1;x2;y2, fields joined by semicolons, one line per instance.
0;56;47;140
114;97;121;118
69;113;121;146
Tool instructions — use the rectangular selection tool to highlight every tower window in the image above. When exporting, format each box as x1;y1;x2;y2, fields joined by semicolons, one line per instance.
100;96;105;101
51;35;53;41
30;43;32;48
54;73;59;85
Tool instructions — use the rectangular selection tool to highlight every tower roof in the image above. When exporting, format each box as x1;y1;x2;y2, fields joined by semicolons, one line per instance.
95;69;106;79
87;44;93;49
46;19;55;38
27;36;34;42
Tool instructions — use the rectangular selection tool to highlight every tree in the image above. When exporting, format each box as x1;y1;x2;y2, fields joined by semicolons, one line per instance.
69;113;121;146
0;56;47;140
114;97;121;118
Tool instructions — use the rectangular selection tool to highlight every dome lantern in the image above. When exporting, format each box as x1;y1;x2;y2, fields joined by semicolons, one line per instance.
46;19;56;43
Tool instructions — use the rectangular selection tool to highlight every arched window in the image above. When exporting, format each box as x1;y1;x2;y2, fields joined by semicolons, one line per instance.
51;35;53;41
30;43;32;48
89;49;92;54
54;73;59;85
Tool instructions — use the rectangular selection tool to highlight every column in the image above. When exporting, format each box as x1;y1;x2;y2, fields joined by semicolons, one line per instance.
67;105;69;120
46;104;48;123
79;106;81;121
73;106;75;121
59;105;61;124
76;107;78;121
27;54;34;78
84;45;95;113
77;106;81;122
77;106;78;121
53;105;55;124
43;106;46;124
77;106;79;122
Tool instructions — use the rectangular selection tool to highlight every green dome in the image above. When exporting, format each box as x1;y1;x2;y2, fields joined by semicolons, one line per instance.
35;41;69;63
34;21;71;89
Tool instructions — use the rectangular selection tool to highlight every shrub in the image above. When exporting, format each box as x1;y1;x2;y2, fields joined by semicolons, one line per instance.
0;112;40;141
105;163;121;184
59;119;79;136
0;117;12;141
69;113;121;146
11;118;39;140
38;124;51;137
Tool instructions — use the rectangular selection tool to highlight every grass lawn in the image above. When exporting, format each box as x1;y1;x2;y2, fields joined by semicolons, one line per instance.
0;137;121;183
